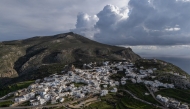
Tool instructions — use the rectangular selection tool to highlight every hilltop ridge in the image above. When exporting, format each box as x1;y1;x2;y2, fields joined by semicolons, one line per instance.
0;32;140;86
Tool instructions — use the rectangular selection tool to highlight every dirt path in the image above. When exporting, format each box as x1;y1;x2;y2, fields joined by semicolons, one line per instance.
68;96;98;109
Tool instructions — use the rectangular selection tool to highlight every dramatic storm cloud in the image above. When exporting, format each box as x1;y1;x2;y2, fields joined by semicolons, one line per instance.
71;13;99;39
1;0;190;46
74;0;190;45
0;0;128;41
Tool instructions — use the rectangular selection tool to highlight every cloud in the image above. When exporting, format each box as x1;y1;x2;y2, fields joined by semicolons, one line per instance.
75;13;98;28
127;45;190;58
0;0;129;41
165;27;181;31
71;13;99;39
73;0;190;45
72;4;130;40
176;0;190;2
1;0;190;46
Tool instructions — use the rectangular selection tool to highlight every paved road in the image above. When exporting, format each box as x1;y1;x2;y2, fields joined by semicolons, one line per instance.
0;92;14;100
1;89;168;109
145;85;169;109
0;99;13;102
120;89;167;109
0;99;73;109
0;94;95;109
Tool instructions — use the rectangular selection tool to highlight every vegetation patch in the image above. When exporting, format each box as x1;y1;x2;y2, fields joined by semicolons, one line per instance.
85;101;114;109
85;91;159;109
121;82;161;105
74;82;87;87
0;80;34;97
119;94;159;109
110;71;126;81
19;101;30;106
0;100;13;107
156;88;190;104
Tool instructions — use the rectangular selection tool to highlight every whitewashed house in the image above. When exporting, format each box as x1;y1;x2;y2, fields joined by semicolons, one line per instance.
136;78;143;83
131;78;136;83
100;90;108;96
44;94;51;101
40;91;47;97
103;85;107;88
121;77;127;81
78;93;85;98
59;98;64;102
179;104;189;109
112;70;117;74
156;95;168;103
167;84;174;88
36;95;41;100
161;97;169;103
39;98;46;105
30;100;39;106
115;81;120;86
147;69;153;74
156;95;162;99
110;88;117;93
109;82;115;87
181;76;187;79
15;97;26;103
126;73;136;78
139;70;146;74
117;65;124;71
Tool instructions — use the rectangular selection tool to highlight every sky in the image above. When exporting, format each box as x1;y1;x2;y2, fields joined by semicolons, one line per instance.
0;0;190;57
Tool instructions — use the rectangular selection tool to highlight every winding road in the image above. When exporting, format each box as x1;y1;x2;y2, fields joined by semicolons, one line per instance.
0;94;95;109
145;85;169;109
120;89;168;109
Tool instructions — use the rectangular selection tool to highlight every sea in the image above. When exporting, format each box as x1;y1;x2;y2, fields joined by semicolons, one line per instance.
126;45;190;74
145;57;190;74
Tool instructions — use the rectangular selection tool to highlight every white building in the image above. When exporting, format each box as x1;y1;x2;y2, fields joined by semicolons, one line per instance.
15;97;26;103
156;95;162;100
156;95;168;103
39;98;46;105
103;85;107;88
59;98;64;102
121;77;127;81
30;100;39;106
179;104;189;109
101;90;108;96
147;69;153;74
115;81;120;86
131;79;136;83
136;78;143;83
110;88;117;93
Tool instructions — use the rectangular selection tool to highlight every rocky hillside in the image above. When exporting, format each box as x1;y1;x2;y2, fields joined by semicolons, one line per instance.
0;32;141;86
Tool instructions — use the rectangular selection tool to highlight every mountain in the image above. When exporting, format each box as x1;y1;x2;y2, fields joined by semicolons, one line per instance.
1;32;190;109
0;32;140;86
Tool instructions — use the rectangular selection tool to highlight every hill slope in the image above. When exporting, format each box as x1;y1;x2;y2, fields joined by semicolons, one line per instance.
0;32;140;86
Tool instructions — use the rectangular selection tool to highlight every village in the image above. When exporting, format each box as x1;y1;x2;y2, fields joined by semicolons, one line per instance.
12;61;189;109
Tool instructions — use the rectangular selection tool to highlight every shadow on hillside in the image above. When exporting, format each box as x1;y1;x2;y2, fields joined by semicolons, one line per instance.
0;77;12;88
13;47;47;76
